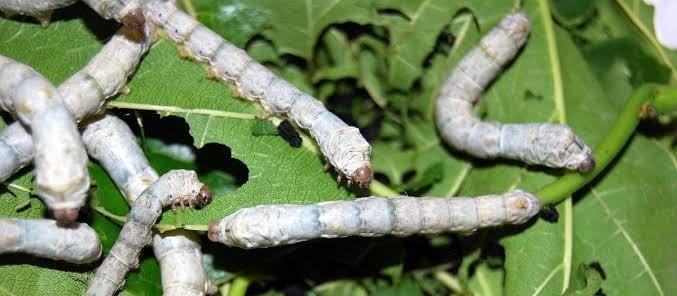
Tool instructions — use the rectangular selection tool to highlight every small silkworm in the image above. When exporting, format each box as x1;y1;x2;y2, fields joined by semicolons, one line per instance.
434;12;595;173
277;119;302;148
0;25;153;190
86;170;211;296
0;55;89;225
143;0;373;188
208;190;541;249
82;114;215;295
0;218;101;263
0;0;77;27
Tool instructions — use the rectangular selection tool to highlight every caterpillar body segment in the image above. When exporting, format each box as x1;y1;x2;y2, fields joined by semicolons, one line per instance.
0;25;153;183
0;0;77;27
208;190;541;249
0;218;101;263
0;55;89;224
153;231;217;296
82;114;159;203
434;12;595;172
82;115;215;295
0;123;34;181
81;0;144;31
144;0;373;187
85;169;211;296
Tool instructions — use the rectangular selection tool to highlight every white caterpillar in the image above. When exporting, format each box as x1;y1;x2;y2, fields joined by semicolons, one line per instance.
86;170;211;296
434;12;595;172
0;218;101;263
81;0;144;32
0;55;89;225
0;0;77;27
153;231;217;296
208;190;542;249
143;0;373;187
82;114;215;295
0;25;153;189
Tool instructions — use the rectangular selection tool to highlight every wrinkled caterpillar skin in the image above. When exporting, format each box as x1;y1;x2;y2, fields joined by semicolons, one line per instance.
86;170;211;296
82;114;159;203
153;231;217;296
208;190;541;249
0;0;77;27
434;12;595;173
0;55;89;224
0;218;101;263
82;115;216;295
0;26;153;184
144;0;373;188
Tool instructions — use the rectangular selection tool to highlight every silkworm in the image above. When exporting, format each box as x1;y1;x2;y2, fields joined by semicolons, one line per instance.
81;0;144;31
0;25;153;190
143;0;373;188
153;231;217;296
0;55;89;225
0;0;77;27
0;218;101;263
208;190;541;249
82;114;215;295
277;119;302;148
86;170;211;296
434;12;595;173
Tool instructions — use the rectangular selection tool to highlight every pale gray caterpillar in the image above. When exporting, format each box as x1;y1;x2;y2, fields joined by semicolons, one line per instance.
86;170;211;296
208;190;541;249
0;0;77;27
82;114;215;295
0;25;153;193
0;218;101;263
0;55;89;225
153;231;218;296
434;12;595;173
143;0;373;187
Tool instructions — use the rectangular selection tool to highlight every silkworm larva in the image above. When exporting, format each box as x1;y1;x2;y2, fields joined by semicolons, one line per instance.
144;0;373;187
0;0;77;27
82;114;215;295
208;190;541;249
0;218;101;263
81;0;144;31
0;25;153;187
434;12;595;173
0;55;89;225
86;170;211;296
153;231;217;296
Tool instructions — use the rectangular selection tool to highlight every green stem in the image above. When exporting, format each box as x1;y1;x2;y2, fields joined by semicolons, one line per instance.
228;276;251;296
537;84;667;204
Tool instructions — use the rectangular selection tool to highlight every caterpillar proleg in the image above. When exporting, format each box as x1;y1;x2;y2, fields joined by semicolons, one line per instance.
434;12;595;172
0;55;89;225
143;0;373;187
0;0;77;27
208;190;541;249
86;170;211;296
82;114;215;295
0;25;153;187
0;218;101;263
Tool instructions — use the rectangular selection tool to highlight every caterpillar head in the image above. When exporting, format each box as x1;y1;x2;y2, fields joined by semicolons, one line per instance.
53;208;79;226
195;185;212;209
354;166;373;188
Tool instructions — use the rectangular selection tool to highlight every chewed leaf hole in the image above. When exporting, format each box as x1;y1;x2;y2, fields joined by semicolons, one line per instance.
112;109;249;197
